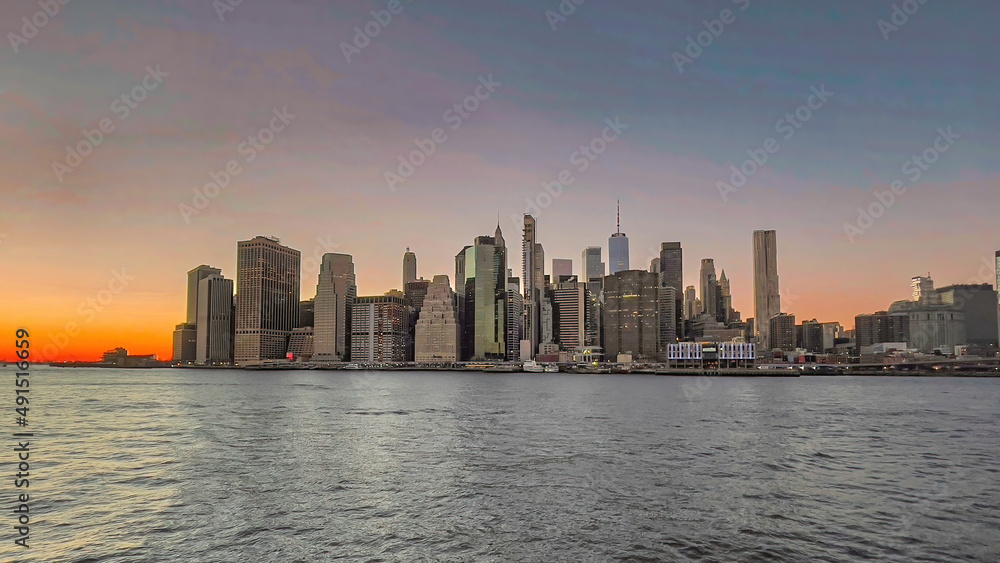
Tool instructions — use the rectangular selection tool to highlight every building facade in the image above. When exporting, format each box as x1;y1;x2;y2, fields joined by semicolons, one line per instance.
658;242;684;339
403;247;417;288
351;294;407;362
196;274;234;364
769;312;796;351
234;236;301;363
415;275;460;363
313;253;356;362
603;270;659;360
172;323;197;363
458;227;508;360
753;230;781;351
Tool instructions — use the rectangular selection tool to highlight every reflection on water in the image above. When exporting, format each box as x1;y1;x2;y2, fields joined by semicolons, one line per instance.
7;369;999;562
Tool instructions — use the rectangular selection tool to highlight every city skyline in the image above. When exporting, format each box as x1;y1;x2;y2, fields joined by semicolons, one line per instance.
2;1;999;361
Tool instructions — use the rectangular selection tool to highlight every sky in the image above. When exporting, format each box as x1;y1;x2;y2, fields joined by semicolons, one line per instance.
1;0;998;362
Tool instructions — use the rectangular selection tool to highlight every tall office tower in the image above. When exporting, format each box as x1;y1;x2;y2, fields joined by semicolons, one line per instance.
935;284;999;349
769;313;796;352
799;319;824;353
657;285;677;360
534;244;546;289
522;215;540;358
684;286;697;320
297;299;315;328
552;259;573;280
234;236;300;363
506;277;523;360
608;200;629;274
403;278;431;361
313;253;356;362
172;323;197;362
176;265;223;362
196;274;235;364
719;270;733;323
458;226;508;360
582;246;606;293
604;270;659;360
540;293;554;346
350;294;407;362
454;245;472;359
997;252;1000;347
658;242;684;338
403;247;417;288
404;279;430;310
700;259;718;319
551;276;588;353
753;230;781;351
911;275;936;303
649;258;660;274
415;275;460;363
581;246;605;349
187;265;222;324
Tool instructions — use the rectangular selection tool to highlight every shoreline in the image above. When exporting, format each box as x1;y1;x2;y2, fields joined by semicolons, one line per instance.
37;364;1000;377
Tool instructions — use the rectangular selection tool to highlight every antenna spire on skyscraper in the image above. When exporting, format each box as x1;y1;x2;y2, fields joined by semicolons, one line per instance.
616;199;621;234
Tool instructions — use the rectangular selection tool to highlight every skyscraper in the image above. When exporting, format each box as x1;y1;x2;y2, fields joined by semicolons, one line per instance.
719;270;733;323
172;323;197;363
187;265;222;324
769;313;796;352
415;275;459;363
582;246;605;293
604;269;659;360
350;293;407;362
522;215;540;358
551;276;588;353
506;276;523;360
175;265;222;363
403;247;417;288
196;274;234;364
581;246;605;350
684;286;697;320
459;225;508;360
658;242;684;339
234;236;301;363
608;200;629;274
912;275;936;303
753;230;780;351
454;245;471;357
700;258;718;319
313;253;356;361
656;285;677;359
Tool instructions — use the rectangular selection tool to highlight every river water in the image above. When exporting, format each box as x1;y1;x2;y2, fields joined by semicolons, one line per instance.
5;368;999;562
